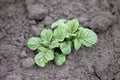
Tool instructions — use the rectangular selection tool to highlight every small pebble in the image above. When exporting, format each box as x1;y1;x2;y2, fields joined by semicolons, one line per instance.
22;57;35;68
29;20;36;25
31;24;43;36
79;16;89;23
19;50;27;58
44;16;53;25
27;4;48;20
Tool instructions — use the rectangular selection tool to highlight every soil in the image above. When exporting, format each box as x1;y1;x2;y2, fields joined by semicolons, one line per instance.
0;0;120;80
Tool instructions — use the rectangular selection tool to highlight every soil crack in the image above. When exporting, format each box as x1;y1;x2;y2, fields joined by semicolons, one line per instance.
94;70;102;80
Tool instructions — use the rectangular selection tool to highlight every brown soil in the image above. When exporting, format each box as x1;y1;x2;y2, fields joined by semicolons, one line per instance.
0;0;120;80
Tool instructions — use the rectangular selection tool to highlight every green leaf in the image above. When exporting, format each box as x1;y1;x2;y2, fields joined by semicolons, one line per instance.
51;19;66;28
41;40;50;46
65;33;76;39
34;52;46;67
53;26;66;42
55;53;66;66
45;49;54;61
35;48;54;67
67;19;79;34
65;33;70;38
67;41;72;48
77;27;97;47
49;40;59;49
73;39;81;51
37;46;48;52
27;37;41;50
60;41;72;55
41;29;53;42
69;33;76;36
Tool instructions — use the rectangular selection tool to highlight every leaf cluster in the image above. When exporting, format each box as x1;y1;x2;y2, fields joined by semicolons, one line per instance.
27;19;97;67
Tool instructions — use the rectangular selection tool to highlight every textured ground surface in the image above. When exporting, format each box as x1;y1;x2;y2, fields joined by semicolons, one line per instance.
0;0;120;80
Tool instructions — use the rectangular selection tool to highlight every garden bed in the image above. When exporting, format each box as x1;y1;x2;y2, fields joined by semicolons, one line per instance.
0;0;120;80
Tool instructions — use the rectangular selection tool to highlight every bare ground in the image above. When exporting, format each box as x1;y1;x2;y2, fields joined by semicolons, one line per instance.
0;0;120;80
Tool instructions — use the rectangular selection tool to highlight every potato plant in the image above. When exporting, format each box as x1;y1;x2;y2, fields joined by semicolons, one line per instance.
27;19;97;67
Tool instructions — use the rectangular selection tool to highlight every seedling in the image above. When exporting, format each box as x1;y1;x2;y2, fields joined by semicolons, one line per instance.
27;19;97;67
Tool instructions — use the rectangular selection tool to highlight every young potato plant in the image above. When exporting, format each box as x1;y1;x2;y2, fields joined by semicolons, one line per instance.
27;19;97;67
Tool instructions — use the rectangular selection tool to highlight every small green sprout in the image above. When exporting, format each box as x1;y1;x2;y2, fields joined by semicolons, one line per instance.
27;19;97;67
